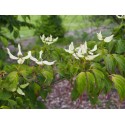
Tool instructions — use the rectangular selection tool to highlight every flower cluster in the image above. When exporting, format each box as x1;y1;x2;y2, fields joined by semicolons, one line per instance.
40;34;58;45
65;41;99;60
7;44;55;65
97;31;114;42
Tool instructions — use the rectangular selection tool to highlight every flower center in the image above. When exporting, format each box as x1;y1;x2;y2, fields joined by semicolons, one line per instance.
18;55;23;58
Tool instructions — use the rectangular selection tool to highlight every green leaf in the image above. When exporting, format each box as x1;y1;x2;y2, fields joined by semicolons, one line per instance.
0;106;10;109
86;72;95;93
92;69;104;80
108;41;116;53
102;77;112;94
92;69;105;93
0;90;12;100
40;88;51;99
19;65;33;77
5;71;19;92
16;97;23;106
8;99;17;107
20;83;29;89
76;72;86;95
0;36;8;47
112;74;125;101
42;70;53;85
113;54;125;75
8;24;13;32
13;30;19;38
3;64;17;73
17;87;25;96
104;54;116;73
0;48;7;60
116;40;125;54
33;83;41;95
71;87;80;101
90;63;103;70
69;64;79;76
0;60;3;69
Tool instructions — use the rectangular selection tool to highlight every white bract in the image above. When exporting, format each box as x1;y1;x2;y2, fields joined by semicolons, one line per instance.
64;42;79;59
40;34;58;45
97;31;114;42
7;44;31;64
65;41;99;61
64;42;74;54
97;31;103;40
116;15;125;19
30;50;56;65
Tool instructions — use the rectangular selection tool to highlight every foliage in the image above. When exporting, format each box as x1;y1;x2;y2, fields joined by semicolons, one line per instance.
89;15;120;27
34;15;65;44
35;15;65;38
0;15;34;47
1;15;125;108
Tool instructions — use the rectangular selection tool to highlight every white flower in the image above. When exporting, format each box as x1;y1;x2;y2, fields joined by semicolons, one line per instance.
97;31;114;42
30;50;56;65
7;44;31;64
76;42;99;60
65;42;99;61
97;31;103;40
40;34;58;45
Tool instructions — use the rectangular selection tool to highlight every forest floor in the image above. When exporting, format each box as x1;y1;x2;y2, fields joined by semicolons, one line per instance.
45;79;125;109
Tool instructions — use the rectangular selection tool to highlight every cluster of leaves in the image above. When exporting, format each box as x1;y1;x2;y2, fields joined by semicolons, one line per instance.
35;15;65;38
0;63;54;108
70;32;125;105
88;15;121;27
0;15;34;47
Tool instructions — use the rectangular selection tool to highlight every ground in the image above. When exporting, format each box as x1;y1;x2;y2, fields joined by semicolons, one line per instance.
45;80;125;109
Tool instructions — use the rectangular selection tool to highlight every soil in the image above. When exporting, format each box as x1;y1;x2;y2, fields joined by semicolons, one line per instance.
45;80;125;109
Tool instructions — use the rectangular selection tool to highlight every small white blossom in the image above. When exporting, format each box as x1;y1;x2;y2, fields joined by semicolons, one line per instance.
40;34;58;45
30;50;56;65
97;31;114;42
76;42;99;60
7;44;31;64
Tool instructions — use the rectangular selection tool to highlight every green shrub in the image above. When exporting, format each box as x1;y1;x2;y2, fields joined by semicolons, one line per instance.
35;15;65;38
